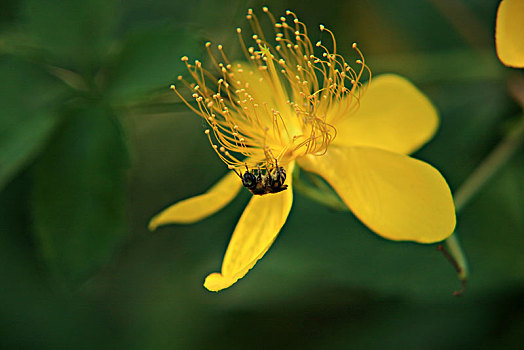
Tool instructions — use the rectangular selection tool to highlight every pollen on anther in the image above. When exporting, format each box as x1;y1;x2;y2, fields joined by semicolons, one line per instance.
181;56;188;61
204;129;210;135
236;28;241;33
205;42;211;47
319;24;325;31
352;43;357;48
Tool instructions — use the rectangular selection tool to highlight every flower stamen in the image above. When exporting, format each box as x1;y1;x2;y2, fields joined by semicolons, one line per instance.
171;7;370;171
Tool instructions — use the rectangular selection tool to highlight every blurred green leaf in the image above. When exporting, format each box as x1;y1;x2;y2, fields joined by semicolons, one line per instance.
32;104;128;285
0;57;66;190
0;172;121;350
107;25;200;103
22;0;119;69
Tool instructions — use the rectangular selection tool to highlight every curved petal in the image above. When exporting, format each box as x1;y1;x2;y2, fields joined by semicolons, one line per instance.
204;162;294;292
333;74;439;155
149;171;242;229
496;0;524;68
298;147;455;243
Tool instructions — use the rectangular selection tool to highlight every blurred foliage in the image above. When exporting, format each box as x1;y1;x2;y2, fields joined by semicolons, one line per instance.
0;0;523;349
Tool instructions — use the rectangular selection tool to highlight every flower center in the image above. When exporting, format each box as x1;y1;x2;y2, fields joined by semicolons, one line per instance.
171;7;371;171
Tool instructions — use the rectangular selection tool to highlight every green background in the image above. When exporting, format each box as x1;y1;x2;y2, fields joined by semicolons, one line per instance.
1;0;523;349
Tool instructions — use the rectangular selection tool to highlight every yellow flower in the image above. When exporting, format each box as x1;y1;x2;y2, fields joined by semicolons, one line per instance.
496;0;524;68
149;8;456;292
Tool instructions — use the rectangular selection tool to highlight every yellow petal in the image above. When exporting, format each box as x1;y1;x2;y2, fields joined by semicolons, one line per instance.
232;62;280;112
231;62;301;137
298;147;455;243
204;162;294;292
496;0;524;68
333;74;439;154
149;171;242;229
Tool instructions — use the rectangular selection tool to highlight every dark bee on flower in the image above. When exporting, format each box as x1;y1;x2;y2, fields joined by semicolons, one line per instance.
267;165;287;194
235;162;288;195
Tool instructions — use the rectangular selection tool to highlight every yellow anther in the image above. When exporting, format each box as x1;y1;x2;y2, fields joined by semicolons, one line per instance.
171;8;369;171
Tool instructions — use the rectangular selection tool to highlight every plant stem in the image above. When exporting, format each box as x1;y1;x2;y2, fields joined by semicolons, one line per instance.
444;115;524;292
453;116;524;212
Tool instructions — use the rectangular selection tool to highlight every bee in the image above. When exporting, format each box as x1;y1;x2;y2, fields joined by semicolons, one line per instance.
234;162;288;195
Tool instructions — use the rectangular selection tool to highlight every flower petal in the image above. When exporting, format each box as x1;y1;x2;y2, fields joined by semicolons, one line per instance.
333;74;439;154
231;62;301;136
496;0;524;68
204;163;294;292
149;171;242;229
298;147;455;243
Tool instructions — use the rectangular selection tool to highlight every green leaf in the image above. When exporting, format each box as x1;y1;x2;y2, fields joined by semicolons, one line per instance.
0;57;66;190
22;0;119;68
32;104;129;285
107;25;200;103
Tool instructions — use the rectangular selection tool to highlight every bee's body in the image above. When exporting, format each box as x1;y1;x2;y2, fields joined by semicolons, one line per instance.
238;163;288;195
